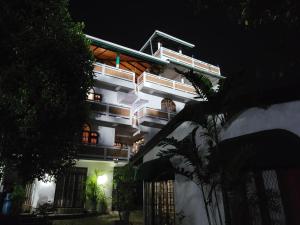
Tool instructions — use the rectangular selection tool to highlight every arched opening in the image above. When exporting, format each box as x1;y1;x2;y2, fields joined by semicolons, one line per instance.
82;123;99;144
82;123;91;144
161;98;176;113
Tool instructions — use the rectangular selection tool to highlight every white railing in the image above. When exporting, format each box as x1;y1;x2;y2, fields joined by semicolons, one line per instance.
88;101;131;119
80;144;129;159
138;72;197;95
94;62;135;83
155;47;221;76
136;107;176;121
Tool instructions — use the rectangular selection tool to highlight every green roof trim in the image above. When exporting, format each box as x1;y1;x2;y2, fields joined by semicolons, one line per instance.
140;30;195;52
86;34;168;65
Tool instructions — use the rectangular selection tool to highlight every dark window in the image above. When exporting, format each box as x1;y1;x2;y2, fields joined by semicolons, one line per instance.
161;98;176;113
225;170;286;225
94;94;101;102
54;167;87;208
144;180;175;225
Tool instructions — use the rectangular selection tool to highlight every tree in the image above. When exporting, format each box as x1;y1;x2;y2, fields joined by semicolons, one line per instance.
86;170;107;213
113;164;137;225
189;0;300;27
189;0;300;87
0;0;94;183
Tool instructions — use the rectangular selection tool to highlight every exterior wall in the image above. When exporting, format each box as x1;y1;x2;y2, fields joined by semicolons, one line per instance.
97;126;115;146
175;174;210;225
140;126;161;144
95;88;118;105
31;179;56;209
220;100;300;141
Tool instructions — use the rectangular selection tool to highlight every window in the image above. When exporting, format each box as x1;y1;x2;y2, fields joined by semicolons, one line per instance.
87;88;102;102
90;132;98;144
54;167;87;208
82;123;99;145
224;170;286;225
161;98;176;113
82;123;90;144
144;180;175;225
94;93;101;102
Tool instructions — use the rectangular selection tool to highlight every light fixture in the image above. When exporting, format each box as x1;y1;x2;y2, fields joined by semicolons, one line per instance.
97;175;108;185
113;158;119;164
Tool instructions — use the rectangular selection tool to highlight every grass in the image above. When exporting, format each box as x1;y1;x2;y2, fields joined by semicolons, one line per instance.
52;211;143;225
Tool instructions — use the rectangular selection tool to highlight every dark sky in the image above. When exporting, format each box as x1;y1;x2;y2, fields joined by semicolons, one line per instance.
69;0;260;76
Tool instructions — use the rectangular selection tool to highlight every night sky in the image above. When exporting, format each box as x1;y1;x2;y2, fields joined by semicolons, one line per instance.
69;0;271;77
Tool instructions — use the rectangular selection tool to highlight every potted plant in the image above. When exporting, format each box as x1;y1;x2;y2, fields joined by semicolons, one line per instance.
11;184;26;215
86;169;107;213
113;164;136;225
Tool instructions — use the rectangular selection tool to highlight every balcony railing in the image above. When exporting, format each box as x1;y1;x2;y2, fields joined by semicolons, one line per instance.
137;72;197;95
155;47;221;76
136;107;176;121
79;144;129;160
89;101;130;118
93;63;135;90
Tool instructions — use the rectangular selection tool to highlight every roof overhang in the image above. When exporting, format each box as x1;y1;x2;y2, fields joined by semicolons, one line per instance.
86;34;168;66
140;30;195;52
219;129;300;169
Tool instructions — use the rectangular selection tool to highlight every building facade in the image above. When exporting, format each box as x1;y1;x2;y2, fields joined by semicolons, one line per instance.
24;30;222;213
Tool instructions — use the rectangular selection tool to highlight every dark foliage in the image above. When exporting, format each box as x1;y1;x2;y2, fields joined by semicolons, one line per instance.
0;0;94;182
189;0;300;27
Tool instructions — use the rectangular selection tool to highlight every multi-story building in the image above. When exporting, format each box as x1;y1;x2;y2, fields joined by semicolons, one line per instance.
23;30;222;213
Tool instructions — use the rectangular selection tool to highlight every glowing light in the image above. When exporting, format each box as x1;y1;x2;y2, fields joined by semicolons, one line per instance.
40;174;54;186
97;175;107;185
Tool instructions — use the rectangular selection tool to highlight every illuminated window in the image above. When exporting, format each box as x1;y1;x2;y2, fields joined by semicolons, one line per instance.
82;123;90;144
94;94;101;102
82;123;99;145
87;88;102;102
90;132;98;144
87;89;95;101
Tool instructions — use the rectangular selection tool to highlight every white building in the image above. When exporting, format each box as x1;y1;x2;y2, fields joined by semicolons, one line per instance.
26;30;222;213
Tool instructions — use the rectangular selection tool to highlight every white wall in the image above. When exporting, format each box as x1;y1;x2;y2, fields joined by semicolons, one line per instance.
97;126;115;146
175;175;210;225
220;100;300;141
94;88;118;105
31;178;56;209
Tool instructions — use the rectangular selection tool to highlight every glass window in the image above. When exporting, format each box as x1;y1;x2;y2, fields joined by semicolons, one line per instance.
82;124;90;144
87;88;95;101
90;132;98;144
161;98;176;112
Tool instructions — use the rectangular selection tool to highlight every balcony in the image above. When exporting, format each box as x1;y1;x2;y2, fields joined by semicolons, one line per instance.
155;47;221;77
136;107;176;128
94;63;135;91
137;72;198;102
88;101;132;126
79;144;129;161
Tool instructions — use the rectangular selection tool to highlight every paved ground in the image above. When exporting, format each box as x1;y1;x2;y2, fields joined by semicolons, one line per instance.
52;211;143;225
